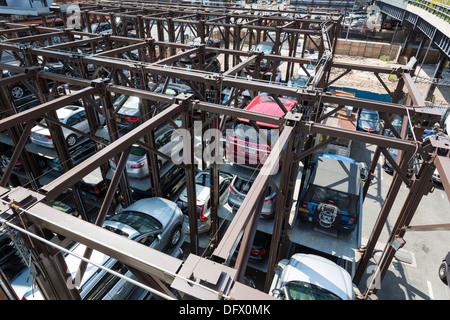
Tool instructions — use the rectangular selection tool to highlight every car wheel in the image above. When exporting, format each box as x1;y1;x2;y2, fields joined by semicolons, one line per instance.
168;225;182;248
439;262;448;285
37;158;47;169
66;134;77;147
11;85;24;100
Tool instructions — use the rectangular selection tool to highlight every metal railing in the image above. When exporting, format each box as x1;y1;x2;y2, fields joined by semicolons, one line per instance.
408;0;450;23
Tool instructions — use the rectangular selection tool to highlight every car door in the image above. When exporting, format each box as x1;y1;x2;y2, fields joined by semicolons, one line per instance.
73;110;89;134
219;176;232;204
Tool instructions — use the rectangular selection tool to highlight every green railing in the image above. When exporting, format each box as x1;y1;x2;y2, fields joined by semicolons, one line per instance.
408;0;450;22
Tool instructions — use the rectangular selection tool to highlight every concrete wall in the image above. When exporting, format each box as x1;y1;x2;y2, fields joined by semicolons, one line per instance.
333;39;402;61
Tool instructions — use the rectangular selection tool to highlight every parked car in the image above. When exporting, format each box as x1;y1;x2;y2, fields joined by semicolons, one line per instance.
30;105;97;148
23;197;183;300
383;115;403;137
113;95;149;131
176;169;233;233
127;164;189;201
149;82;193;97
225;95;297;166
109;125;200;178
76;23;113;42
114;83;192;130
247;41;276;72
288;75;309;88
431;168;441;184
178;37;222;65
357;108;380;133
1;147;47;171
48;140;96;172
228;175;277;219
298;154;362;233
2;69;32;100
439;252;450;286
351;18;365;28
269;253;356;300
234;232;271;262
382;148;415;176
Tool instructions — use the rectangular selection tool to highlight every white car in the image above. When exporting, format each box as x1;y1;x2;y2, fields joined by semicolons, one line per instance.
30;105;96;148
176;170;233;233
270;253;356;300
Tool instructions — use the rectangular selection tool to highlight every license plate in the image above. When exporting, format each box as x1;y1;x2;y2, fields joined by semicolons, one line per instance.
116;117;121;122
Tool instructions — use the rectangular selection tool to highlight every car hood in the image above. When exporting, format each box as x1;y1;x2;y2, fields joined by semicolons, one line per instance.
280;254;354;300
179;184;210;205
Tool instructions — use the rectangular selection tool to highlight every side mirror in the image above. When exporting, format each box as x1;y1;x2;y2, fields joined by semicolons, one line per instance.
271;289;284;299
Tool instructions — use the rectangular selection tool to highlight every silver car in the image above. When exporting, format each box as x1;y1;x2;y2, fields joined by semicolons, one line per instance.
30;105;93;148
270;253;357;300
22;197;183;300
176;170;233;233
228;175;276;219
109;127;200;178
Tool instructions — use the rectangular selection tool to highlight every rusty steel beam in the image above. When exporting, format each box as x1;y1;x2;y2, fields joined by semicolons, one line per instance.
0;86;97;131
212;122;296;263
40;103;182;201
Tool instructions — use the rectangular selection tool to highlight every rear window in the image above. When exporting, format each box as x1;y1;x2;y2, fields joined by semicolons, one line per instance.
130;145;146;156
196;173;210;186
232;121;277;144
233;176;273;196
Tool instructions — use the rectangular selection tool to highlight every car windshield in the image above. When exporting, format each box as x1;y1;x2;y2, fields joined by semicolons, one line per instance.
114;95;141;110
107;211;161;235
196;173;210;186
283;281;341;300
253;43;273;54
360;112;378;122
233;176;273;196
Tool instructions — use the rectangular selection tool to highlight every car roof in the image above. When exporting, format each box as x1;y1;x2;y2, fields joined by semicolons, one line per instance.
56;105;83;118
238;95;297;128
120;197;177;228
281;253;354;300
311;157;360;195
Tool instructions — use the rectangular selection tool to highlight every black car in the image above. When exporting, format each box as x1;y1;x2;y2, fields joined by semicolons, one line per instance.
127;163;189;201
1;147;47;171
439;252;450;287
235;232;271;262
47;140;96;173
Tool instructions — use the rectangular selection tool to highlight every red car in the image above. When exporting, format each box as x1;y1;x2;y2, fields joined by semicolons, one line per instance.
178;37;222;65
226;95;297;166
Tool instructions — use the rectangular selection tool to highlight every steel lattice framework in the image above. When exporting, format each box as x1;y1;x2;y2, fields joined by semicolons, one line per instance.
0;1;448;300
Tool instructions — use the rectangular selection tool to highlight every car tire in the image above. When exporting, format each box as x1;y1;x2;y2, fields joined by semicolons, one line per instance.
168;225;182;248
66;134;77;147
10;85;24;100
439;262;448;285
